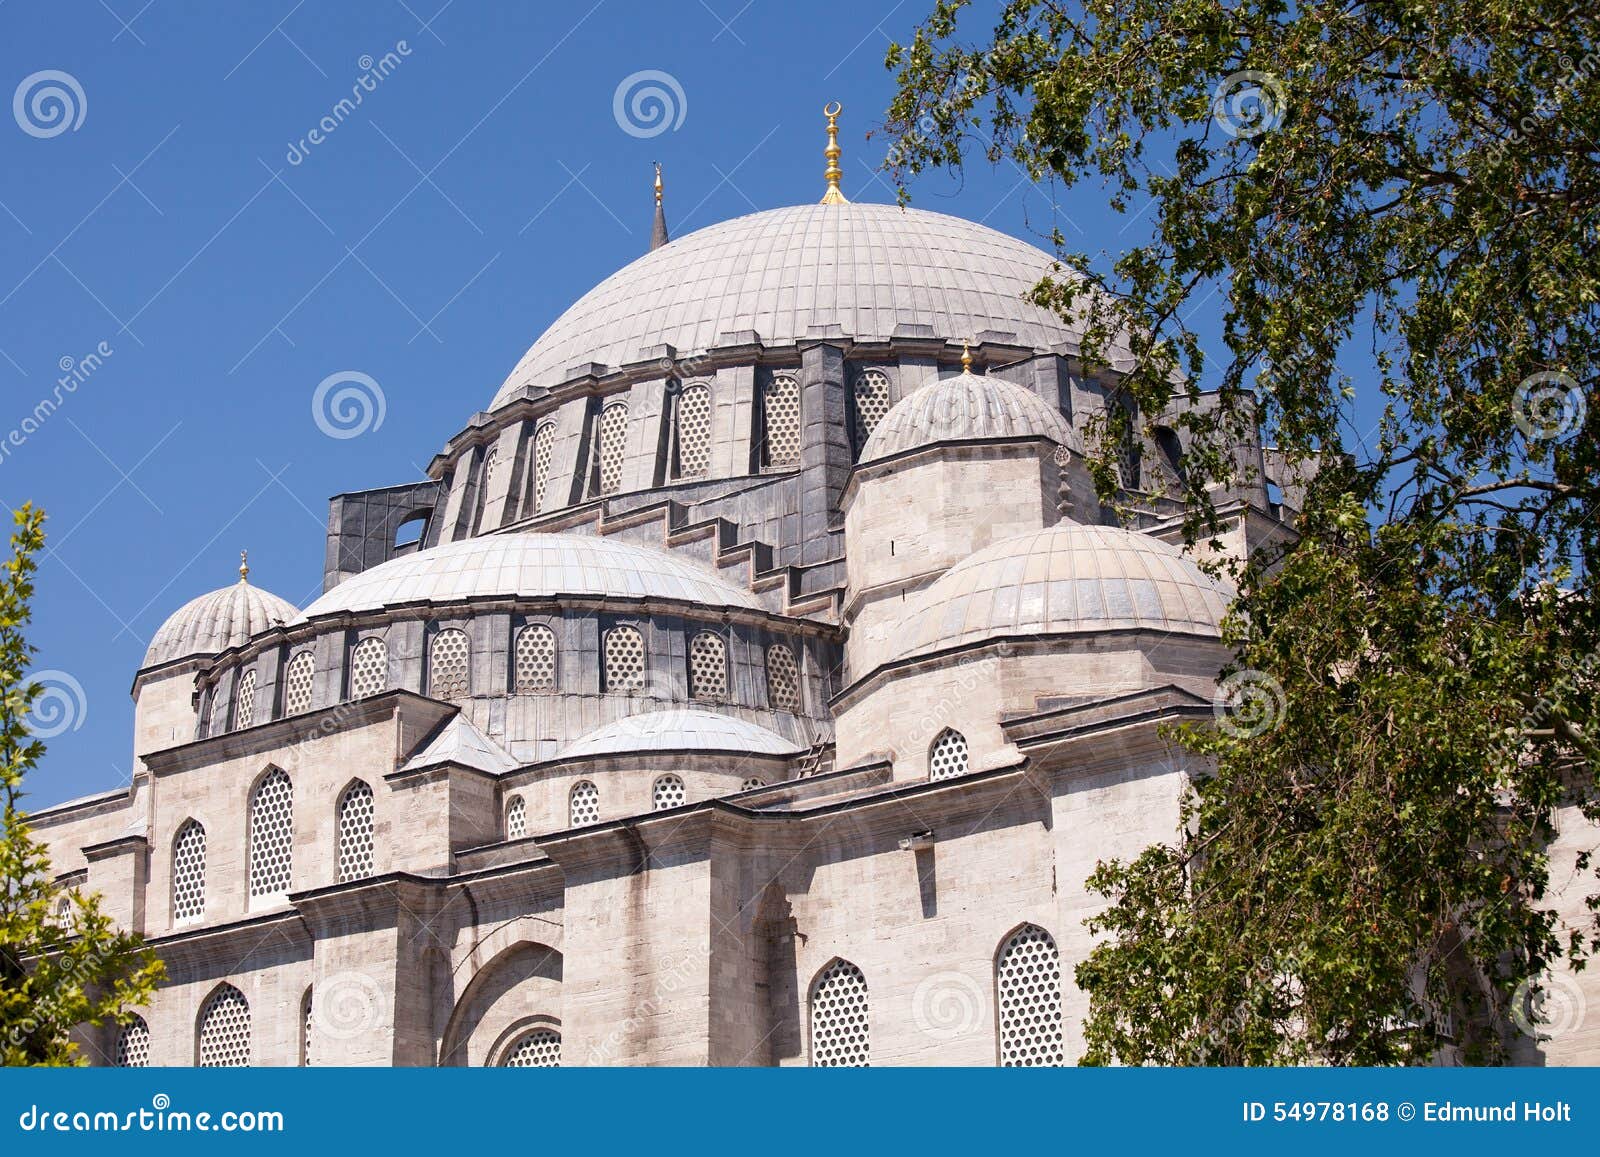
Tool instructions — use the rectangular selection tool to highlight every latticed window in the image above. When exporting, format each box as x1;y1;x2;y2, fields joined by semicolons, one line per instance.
652;774;686;811
851;368;893;452
233;669;257;730
687;631;727;701
197;985;251;1067
603;625;646;692
762;374;801;467
528;422;556;514
350;637;388;699
302;989;313;1067
811;960;870;1067
284;650;315;716
248;770;294;900
172;819;206;923
597;401;629;495
474;445;501;532
506;795;526;840
674;383;712;479
997;924;1065;1066
115;1016;150;1067
766;643;801;710
740;777;765;791
501;1029;561;1067
337;781;375;882
929;729;969;781
514;624;558;693
569;781;600;827
205;686;222;737
429;628;470;700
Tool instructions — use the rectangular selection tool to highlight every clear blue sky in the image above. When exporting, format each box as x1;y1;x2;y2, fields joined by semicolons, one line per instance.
1;0;1231;808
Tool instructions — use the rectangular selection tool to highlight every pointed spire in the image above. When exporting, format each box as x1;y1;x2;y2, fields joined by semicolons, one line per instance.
820;102;848;205
961;339;973;374
239;550;250;584
650;162;670;251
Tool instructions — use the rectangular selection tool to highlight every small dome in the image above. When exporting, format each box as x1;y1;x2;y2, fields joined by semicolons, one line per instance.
297;532;761;621
860;368;1079;464
143;581;299;670
889;524;1229;664
559;709;803;759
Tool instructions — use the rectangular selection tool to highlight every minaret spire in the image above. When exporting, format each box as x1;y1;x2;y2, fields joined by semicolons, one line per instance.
820;102;848;205
650;162;670;251
239;550;250;584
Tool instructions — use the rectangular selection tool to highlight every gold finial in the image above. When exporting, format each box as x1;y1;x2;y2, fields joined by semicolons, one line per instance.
961;339;973;374
820;102;848;205
239;550;249;584
654;161;663;206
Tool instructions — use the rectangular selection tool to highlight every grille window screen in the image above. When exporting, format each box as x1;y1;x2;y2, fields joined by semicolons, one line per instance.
570;781;600;827
248;770;294;900
350;637;388;699
762;374;800;467
197;985;251;1068
740;777;765;791
233;669;257;730
429;628;470;700
766;643;801;710
172;819;206;923
284;651;315;716
811;960;870;1067
302;990;313;1067
687;631;727;701
529;422;556;513
205;688;222;737
502;1030;561;1067
514;624;558;693
603;625;646;692
116;1017;150;1067
475;445;500;531
652;774;686;811
337;781;375;882
674;384;712;479
506;795;526;840
929;729;969;781
597;402;629;495
851;369;893;451
996;924;1066;1067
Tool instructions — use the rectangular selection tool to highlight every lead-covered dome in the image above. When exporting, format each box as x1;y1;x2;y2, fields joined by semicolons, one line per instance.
492;203;1110;408
559;709;804;759
859;367;1080;464
143;581;298;670
889;524;1229;664
296;532;762;620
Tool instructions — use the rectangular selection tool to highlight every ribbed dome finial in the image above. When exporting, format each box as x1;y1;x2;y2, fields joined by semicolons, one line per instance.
239;550;249;584
961;339;972;374
820;102;848;205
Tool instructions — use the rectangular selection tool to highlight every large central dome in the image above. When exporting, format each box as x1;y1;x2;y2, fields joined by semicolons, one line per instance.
491;203;1092;408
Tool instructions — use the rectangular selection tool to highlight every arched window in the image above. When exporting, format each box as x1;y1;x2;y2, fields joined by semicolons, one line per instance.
283;650;315;716
740;777;765;792
349;637;388;699
248;770;294;900
929;729;969;781
172;819;206;923
473;444;500;532
766;643;801;711
1116;417;1142;490
996;924;1065;1066
55;894;71;924
428;628;470;700
501;1029;561;1067
810;959;870;1067
301;988;314;1067
233;669;257;730
505;795;526;840
851;368;893;453
603;625;646;692
687;631;727;701
115;1016;150;1067
514;624;558;693
526;422;557;514
205;686;223;738
596;401;629;495
652;774;686;811
197;984;251;1067
761;374;801;467
569;780;600;828
673;383;712;479
336;781;375;882
1154;427;1185;486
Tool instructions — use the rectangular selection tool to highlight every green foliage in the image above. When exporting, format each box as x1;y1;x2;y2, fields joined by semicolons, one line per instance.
0;505;162;1066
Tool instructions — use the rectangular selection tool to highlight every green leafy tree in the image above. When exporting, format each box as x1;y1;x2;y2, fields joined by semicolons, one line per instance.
885;0;1598;1062
0;505;162;1065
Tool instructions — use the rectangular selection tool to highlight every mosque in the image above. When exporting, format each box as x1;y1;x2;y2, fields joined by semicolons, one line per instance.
37;107;1584;1068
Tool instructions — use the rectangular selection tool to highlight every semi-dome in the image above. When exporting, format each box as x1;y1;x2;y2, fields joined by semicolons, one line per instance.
143;579;298;670
491;203;1113;408
859;365;1080;464
888;524;1229;665
296;532;762;620
558;709;804;759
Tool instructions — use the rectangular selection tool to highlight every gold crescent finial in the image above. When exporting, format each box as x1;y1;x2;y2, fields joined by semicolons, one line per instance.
821;102;848;205
653;161;663;206
239;550;249;584
961;339;973;373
